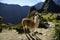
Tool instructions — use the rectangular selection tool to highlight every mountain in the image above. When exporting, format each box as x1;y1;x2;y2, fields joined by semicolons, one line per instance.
28;0;60;19
0;0;60;24
34;2;44;10
27;2;44;18
0;2;44;24
38;0;60;13
53;0;60;5
0;3;31;24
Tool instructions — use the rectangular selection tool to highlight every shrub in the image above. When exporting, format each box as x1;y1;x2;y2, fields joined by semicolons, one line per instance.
55;26;60;40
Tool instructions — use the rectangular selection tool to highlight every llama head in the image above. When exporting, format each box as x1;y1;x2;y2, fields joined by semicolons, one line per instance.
34;12;42;19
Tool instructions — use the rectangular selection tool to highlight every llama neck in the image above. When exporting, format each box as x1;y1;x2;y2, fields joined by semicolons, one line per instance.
34;15;39;23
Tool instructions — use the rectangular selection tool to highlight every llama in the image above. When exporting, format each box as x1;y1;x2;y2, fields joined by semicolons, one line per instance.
22;13;40;34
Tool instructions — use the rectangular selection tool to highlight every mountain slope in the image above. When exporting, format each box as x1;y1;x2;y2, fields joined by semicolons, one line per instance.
0;2;44;24
53;0;60;5
0;3;31;24
34;2;44;10
38;0;60;13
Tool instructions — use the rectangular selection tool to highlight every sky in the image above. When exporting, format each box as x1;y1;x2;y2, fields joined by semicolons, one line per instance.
0;0;45;6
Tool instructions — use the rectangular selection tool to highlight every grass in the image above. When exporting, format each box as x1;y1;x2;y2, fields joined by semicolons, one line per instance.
41;13;60;40
12;23;23;29
54;26;60;40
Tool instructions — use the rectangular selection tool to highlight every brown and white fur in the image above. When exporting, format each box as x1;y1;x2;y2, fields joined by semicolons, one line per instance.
22;13;40;34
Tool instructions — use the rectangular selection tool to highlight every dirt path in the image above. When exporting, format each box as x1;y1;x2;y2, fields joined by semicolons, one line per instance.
0;27;55;40
0;30;28;40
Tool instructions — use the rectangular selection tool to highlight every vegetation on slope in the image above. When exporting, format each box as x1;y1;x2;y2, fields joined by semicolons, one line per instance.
41;13;60;40
0;13;60;40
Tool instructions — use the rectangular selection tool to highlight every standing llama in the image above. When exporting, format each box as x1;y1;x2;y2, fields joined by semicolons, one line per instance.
22;13;40;34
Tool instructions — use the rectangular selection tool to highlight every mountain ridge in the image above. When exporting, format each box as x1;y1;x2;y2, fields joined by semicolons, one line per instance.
0;0;60;24
38;0;60;13
0;2;31;24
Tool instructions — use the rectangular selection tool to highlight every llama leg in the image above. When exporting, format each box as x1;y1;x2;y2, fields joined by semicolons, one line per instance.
26;28;30;33
25;28;28;33
34;28;38;35
23;27;26;34
30;29;35;36
34;28;36;32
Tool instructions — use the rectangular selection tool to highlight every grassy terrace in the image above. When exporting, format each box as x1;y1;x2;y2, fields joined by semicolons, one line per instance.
41;13;60;40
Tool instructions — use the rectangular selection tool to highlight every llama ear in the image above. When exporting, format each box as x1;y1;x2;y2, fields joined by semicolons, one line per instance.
38;15;42;19
34;12;39;16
